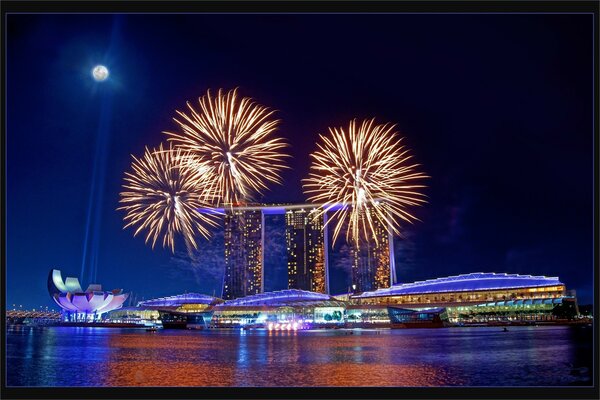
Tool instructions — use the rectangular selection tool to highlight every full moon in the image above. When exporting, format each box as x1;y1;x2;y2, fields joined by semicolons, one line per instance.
92;65;109;82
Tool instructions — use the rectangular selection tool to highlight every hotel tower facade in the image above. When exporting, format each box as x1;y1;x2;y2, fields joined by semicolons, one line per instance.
219;203;394;299
351;205;396;293
285;209;328;294
222;209;265;300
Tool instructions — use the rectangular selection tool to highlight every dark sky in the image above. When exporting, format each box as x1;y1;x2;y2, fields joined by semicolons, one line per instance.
6;13;594;309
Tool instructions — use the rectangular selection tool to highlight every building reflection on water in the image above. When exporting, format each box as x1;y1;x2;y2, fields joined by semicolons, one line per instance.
100;329;456;386
6;326;593;387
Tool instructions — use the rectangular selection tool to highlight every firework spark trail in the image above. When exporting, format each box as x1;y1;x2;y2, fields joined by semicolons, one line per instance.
164;88;289;206
303;118;428;246
118;143;220;253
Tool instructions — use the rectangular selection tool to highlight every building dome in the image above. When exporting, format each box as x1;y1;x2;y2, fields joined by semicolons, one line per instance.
47;269;128;315
354;272;563;298
222;289;332;307
137;293;221;308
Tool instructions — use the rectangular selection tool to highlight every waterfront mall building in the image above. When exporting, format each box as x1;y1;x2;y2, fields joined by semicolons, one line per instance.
47;204;582;329
106;272;579;329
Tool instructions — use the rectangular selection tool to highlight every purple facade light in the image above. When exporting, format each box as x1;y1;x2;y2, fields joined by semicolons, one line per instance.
352;272;563;298
196;202;350;216
47;269;128;321
220;289;332;307
138;293;221;307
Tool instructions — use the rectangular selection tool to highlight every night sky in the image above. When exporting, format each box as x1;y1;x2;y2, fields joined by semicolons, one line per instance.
6;13;594;309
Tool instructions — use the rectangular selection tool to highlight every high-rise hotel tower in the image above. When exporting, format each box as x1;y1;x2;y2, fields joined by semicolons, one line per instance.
285;209;329;294
351;205;396;293
222;209;264;300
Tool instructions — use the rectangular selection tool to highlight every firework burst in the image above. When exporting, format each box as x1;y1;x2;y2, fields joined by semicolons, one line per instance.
118;143;220;253
303;118;428;246
164;88;289;206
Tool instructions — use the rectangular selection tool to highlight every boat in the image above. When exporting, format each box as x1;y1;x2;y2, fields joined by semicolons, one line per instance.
158;310;208;329
146;326;158;332
388;307;448;329
158;311;188;329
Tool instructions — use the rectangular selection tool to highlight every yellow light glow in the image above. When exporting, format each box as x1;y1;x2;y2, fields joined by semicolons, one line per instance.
303;118;428;246
165;88;289;206
118;143;220;253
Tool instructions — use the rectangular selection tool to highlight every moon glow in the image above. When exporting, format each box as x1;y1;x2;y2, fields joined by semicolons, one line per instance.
92;65;109;82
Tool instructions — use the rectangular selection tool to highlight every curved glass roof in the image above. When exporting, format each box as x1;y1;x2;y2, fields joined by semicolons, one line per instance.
138;293;220;307
353;272;563;298
222;289;332;306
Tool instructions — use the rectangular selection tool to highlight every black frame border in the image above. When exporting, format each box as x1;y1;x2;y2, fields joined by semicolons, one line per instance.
1;1;598;400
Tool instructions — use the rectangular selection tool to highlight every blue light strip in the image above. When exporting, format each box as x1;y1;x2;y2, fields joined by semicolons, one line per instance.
222;289;331;306
197;202;350;215
138;293;218;307
354;272;563;298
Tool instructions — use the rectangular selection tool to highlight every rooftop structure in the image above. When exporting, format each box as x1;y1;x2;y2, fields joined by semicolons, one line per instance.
137;293;222;308
220;289;332;307
352;272;563;298
198;202;349;215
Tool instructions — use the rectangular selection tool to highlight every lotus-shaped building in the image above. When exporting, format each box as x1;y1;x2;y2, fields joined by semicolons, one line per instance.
48;269;128;320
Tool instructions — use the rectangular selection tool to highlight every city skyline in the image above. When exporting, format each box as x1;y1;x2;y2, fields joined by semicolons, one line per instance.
6;13;594;309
